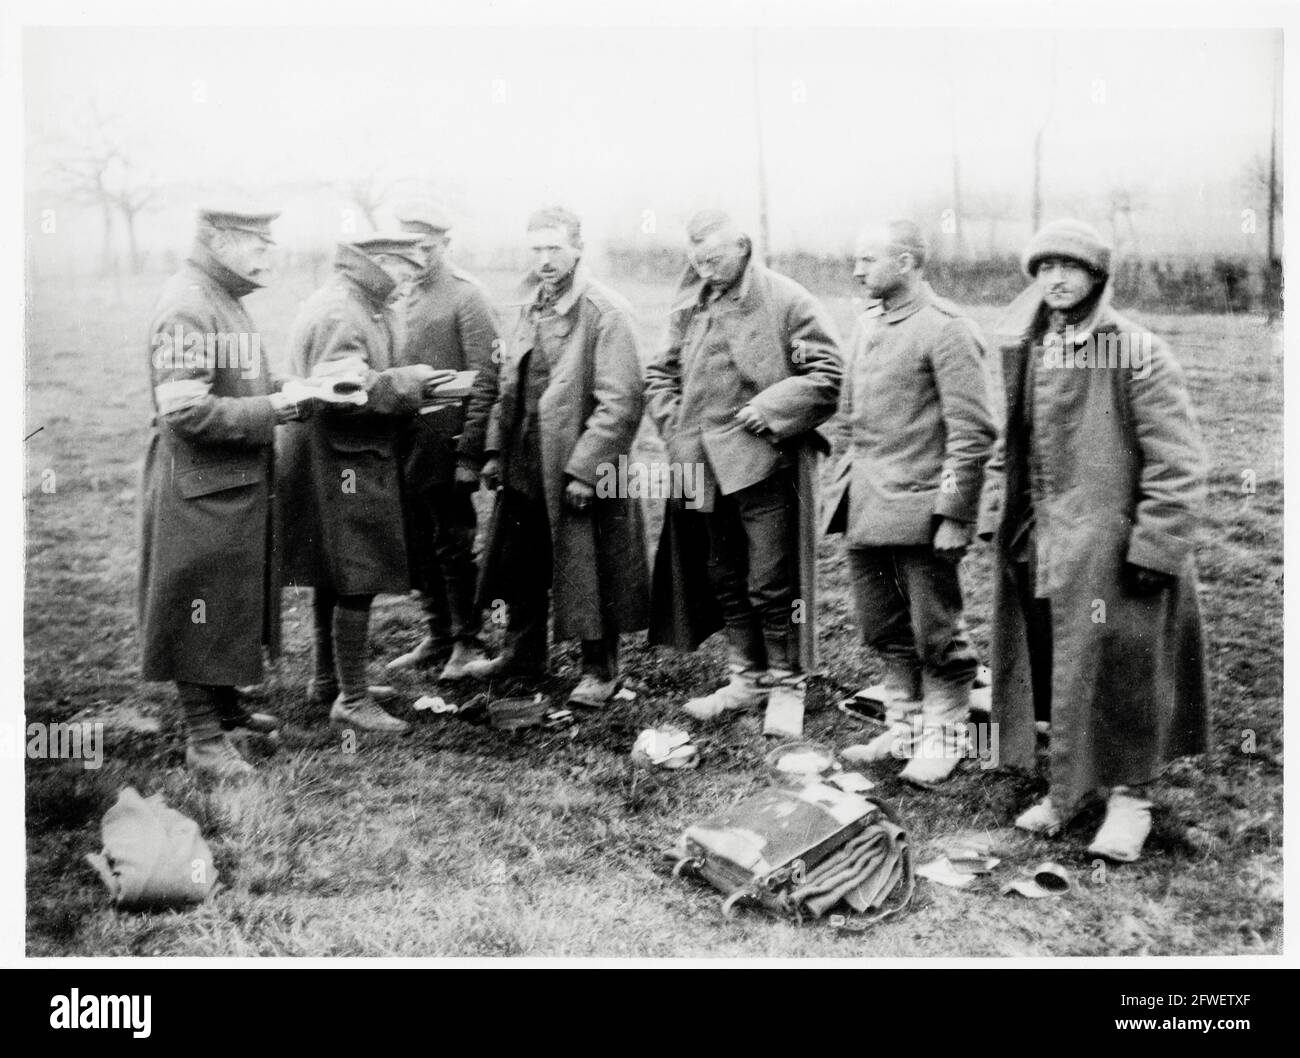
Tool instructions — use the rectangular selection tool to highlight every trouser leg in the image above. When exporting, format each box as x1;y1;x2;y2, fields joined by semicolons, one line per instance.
703;489;766;671
580;634;619;681
895;545;979;690
176;681;225;744
430;484;482;642
732;470;799;674
499;487;551;673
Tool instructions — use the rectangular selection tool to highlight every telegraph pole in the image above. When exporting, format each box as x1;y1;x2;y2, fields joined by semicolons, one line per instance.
752;29;772;265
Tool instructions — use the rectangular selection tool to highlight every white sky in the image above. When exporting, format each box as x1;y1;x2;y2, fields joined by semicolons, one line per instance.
22;24;1281;253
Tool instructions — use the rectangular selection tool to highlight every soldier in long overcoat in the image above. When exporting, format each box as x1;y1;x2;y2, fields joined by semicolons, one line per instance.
277;235;443;734
139;206;341;781
981;220;1209;862
468;207;649;707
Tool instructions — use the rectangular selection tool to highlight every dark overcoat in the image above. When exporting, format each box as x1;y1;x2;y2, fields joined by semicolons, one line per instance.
138;243;282;686
477;266;650;641
277;244;432;595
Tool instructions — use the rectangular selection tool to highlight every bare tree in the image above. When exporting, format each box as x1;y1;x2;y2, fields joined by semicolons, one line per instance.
336;170;393;231
45;104;158;274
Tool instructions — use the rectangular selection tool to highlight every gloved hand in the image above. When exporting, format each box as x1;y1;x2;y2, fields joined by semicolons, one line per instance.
1123;562;1176;595
480;457;502;491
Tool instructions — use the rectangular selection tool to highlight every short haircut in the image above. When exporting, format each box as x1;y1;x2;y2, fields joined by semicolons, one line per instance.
527;206;583;248
882;218;927;269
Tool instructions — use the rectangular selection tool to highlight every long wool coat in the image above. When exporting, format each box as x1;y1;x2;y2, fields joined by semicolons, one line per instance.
982;286;1210;815
138;243;283;686
477;266;650;642
277;244;433;596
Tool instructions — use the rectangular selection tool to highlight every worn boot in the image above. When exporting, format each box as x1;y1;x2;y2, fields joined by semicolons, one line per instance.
682;666;769;721
329;695;411;735
1087;787;1153;863
900;674;971;787
386;633;455;673
186;735;255;783
1014;794;1063;836
568;674;620;709
438;639;489;682
846;660;923;764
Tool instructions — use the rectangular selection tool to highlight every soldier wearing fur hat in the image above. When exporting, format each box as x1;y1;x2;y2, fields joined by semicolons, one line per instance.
277;234;450;734
139;206;359;782
981;218;1209;862
823;219;997;787
384;203;502;681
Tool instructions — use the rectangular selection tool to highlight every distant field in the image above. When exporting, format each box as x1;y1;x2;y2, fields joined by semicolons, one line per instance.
24;261;1281;956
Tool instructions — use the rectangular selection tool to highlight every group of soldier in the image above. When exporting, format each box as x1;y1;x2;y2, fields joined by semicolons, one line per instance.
136;201;1208;865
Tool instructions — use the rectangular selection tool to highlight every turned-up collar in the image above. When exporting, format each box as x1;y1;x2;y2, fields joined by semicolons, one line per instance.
188;240;261;300
334;242;397;307
514;263;589;317
670;251;758;313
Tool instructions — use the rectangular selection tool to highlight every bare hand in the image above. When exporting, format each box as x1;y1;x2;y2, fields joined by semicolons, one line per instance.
933;517;973;562
454;464;480;491
565;478;596;511
1124;562;1175;595
735;404;770;435
480;457;502;491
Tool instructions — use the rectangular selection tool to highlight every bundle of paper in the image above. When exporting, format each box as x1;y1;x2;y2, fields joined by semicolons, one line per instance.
420;369;477;410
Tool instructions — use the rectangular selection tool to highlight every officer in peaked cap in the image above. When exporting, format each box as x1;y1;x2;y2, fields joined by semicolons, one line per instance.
383;201;503;681
139;202;353;783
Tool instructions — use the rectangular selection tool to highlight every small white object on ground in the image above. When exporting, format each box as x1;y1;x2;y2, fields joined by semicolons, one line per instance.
412;695;457;714
917;856;977;889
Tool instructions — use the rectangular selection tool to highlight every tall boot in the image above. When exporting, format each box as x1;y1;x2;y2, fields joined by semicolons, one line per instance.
900;672;971;787
308;590;340;704
845;660;923;764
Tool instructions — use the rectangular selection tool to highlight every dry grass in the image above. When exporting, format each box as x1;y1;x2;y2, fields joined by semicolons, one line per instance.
24;264;1281;957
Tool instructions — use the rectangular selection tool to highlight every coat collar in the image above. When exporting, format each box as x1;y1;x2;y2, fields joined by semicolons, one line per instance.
995;280;1116;350
334;242;397;307
879;281;931;324
670;252;759;313
188;241;260;300
513;263;590;317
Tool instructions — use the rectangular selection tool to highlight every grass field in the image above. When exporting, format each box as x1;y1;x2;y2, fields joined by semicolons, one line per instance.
23;261;1282;957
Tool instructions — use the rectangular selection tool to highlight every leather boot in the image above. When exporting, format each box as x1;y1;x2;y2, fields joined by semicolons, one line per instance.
682;666;769;721
846;660;922;764
385;634;455;672
900;673;971;787
186;734;255;783
439;639;489;681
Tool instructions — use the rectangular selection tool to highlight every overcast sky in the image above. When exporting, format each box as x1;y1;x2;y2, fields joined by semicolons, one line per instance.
23;24;1280;254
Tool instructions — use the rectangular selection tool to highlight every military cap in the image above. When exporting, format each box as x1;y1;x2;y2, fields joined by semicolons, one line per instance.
197;204;280;242
394;201;454;235
350;232;426;267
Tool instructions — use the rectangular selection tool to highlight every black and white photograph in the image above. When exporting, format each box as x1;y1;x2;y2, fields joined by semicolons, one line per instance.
3;0;1292;988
